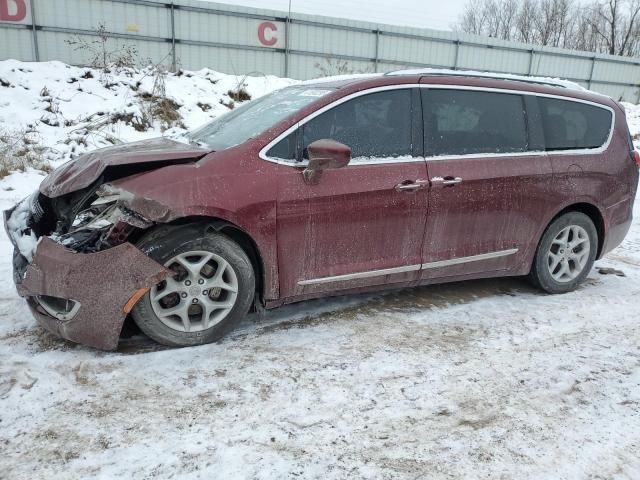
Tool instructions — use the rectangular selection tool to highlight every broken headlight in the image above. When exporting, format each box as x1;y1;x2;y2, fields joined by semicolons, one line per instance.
90;194;121;207
53;194;151;253
71;199;123;231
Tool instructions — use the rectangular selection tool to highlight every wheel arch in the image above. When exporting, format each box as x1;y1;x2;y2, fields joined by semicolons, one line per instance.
136;215;266;305
545;202;606;259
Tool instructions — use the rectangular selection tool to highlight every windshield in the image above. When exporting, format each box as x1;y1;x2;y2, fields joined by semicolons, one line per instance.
189;86;335;150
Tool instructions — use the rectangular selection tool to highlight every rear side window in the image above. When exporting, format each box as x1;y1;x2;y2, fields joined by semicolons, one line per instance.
539;98;612;151
424;90;527;156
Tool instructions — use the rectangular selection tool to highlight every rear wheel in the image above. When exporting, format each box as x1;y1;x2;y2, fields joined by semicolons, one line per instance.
131;226;255;347
530;211;597;294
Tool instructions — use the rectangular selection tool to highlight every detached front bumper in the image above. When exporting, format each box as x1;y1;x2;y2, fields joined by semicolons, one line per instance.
4;206;169;351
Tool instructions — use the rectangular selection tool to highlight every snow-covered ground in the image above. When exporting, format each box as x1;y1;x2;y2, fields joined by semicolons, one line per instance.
0;60;295;168
1;62;640;479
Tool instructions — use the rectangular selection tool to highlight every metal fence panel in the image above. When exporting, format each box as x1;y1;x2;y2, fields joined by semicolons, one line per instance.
458;45;531;74
591;82;638;101
1;0;640;100
291;23;375;59
377;61;423;72
35;0;170;36
177;8;274;46
37;30;170;66
177;43;284;75
290;53;372;79
380;36;456;68
593;60;640;84
0;25;33;61
531;54;591;81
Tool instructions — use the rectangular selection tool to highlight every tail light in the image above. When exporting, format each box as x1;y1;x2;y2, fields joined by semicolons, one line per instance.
634;150;640;168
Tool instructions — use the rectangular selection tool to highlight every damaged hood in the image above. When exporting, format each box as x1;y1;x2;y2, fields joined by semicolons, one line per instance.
40;137;209;198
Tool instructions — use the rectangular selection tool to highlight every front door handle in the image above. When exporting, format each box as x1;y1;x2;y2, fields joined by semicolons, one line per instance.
432;176;463;186
394;179;428;192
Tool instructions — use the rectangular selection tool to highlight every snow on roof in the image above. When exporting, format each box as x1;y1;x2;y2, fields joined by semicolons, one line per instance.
386;68;587;92
298;68;594;95
299;73;383;86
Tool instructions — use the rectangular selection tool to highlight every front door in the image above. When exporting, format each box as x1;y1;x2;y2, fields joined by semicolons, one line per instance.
274;88;429;298
419;87;555;279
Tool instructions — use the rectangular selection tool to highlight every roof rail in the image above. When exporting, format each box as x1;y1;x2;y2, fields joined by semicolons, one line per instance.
385;68;577;90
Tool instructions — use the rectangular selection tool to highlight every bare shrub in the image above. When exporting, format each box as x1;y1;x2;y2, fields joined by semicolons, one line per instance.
314;58;374;77
0;128;51;178
37;85;65;128
220;99;235;109
65;23;138;83
110;111;151;133
227;87;251;102
137;64;184;131
154;98;182;125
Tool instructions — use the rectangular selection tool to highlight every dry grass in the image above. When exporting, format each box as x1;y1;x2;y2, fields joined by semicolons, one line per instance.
197;102;212;112
136;65;184;131
0;128;51;179
227;87;251;102
151;97;182;128
220;98;235;110
110;111;150;133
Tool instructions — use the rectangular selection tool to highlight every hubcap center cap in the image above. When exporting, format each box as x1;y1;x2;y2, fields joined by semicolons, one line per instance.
188;285;200;296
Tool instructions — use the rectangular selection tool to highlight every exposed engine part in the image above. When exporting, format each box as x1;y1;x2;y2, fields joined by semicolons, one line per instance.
14;180;155;256
29;192;46;223
51;198;153;253
50;176;104;234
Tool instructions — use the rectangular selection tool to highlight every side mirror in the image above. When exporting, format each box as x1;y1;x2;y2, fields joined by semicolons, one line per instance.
303;139;351;185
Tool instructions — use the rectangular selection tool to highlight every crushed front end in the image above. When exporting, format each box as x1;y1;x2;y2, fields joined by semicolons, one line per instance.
4;188;170;350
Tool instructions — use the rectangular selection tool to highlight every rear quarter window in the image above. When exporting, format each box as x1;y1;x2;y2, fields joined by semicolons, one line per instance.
539;97;612;151
424;90;528;156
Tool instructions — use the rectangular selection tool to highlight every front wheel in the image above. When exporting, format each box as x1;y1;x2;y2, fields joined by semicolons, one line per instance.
530;211;598;294
131;226;255;347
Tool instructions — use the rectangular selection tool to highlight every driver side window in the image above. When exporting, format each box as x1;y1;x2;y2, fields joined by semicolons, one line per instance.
302;89;413;160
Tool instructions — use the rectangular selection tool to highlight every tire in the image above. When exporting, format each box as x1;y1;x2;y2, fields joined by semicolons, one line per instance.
131;225;255;347
529;211;598;294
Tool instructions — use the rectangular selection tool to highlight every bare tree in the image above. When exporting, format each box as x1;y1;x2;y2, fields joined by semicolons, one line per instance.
499;0;520;39
515;0;539;43
65;23;138;71
588;0;640;54
455;0;640;57
457;1;490;35
457;0;520;39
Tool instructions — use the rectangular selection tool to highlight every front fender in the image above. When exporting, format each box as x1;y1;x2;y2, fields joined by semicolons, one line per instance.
103;163;279;300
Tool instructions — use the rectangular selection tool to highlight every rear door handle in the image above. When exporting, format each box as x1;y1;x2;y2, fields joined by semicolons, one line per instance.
432;176;463;186
394;179;428;192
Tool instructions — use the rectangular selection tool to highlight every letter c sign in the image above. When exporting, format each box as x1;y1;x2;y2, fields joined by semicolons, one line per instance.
257;21;278;47
0;0;27;22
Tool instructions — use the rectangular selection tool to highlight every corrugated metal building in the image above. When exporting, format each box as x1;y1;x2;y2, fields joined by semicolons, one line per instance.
1;0;640;100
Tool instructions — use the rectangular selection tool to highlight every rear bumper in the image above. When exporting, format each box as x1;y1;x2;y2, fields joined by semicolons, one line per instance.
5;207;169;350
601;196;635;258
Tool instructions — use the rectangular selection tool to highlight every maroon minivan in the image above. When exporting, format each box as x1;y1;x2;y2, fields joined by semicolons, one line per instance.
5;71;639;349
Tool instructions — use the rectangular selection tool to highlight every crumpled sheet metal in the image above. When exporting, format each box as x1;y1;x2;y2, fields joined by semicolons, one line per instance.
20;237;170;350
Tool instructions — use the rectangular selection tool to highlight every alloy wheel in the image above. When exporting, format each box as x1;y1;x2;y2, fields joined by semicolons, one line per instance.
150;250;239;332
547;225;591;283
